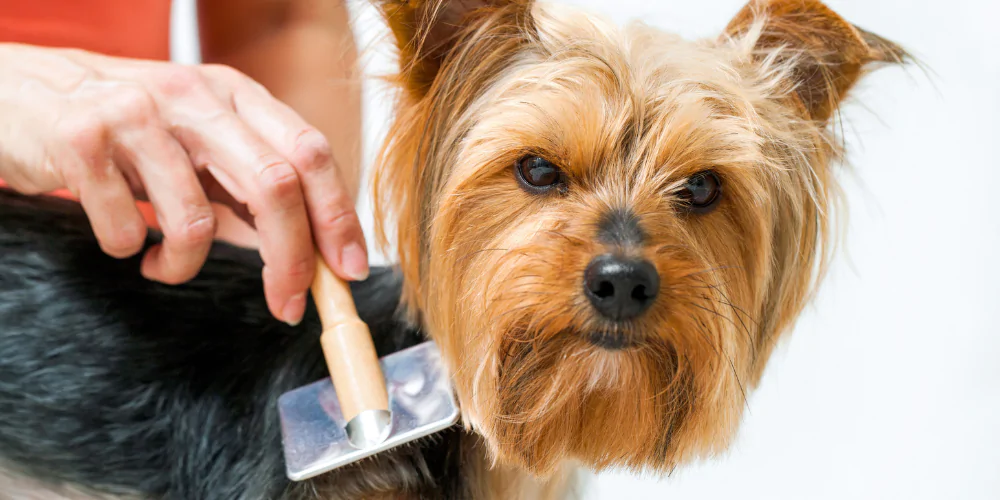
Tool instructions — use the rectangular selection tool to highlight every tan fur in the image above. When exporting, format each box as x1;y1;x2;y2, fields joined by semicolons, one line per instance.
465;442;579;500
370;0;907;494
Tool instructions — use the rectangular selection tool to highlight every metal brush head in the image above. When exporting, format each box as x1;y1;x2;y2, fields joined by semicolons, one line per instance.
278;341;460;481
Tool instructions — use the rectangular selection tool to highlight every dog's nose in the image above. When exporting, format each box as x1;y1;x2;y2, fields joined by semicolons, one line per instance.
583;254;659;321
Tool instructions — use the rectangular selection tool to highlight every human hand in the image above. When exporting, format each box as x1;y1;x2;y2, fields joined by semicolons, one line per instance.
0;43;369;325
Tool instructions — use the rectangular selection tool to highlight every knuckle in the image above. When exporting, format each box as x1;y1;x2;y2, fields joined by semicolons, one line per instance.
280;254;314;283
201;63;245;83
168;211;216;248
204;63;268;94
204;109;236;128
116;86;155;111
288;129;333;173
78;158;115;182
317;204;359;233
257;157;302;203
58;116;108;158
108;86;156;126
154;66;209;98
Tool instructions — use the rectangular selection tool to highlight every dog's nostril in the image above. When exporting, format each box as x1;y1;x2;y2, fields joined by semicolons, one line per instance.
583;254;660;321
631;284;648;302
595;281;615;299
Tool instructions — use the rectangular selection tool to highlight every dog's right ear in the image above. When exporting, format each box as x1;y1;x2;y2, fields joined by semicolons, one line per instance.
373;0;531;98
724;0;908;123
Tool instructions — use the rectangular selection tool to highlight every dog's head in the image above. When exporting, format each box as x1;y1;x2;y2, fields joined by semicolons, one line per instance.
372;0;906;475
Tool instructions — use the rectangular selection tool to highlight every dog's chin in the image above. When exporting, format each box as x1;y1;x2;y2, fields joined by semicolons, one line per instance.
585;330;639;350
481;329;689;475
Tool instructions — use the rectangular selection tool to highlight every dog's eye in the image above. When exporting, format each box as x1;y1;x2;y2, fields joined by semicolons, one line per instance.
678;171;722;212
515;156;563;193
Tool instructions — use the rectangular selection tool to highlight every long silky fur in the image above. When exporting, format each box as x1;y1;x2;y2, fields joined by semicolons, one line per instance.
371;0;908;479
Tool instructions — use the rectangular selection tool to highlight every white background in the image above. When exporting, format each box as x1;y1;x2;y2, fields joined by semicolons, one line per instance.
172;1;1000;498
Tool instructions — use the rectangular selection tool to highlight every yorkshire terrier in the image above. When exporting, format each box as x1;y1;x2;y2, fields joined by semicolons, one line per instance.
0;0;907;498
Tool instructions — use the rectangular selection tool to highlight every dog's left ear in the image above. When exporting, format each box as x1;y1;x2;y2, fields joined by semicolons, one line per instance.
724;0;908;122
374;0;532;98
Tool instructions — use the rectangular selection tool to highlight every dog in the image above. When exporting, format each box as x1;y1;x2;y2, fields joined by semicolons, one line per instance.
0;0;907;498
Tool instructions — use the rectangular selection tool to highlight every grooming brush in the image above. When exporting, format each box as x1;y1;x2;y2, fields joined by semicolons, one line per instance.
278;257;459;481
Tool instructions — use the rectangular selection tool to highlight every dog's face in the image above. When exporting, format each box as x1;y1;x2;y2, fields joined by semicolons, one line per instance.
373;0;905;475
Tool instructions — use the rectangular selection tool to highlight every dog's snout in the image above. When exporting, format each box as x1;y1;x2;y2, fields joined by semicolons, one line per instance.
583;254;659;321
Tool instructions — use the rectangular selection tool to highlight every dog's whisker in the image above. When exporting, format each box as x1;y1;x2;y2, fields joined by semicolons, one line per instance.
703;287;760;327
726;354;751;415
684;310;726;360
694;294;757;358
676;299;743;340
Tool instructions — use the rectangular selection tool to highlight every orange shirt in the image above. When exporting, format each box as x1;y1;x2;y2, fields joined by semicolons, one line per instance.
0;1;258;246
0;0;171;60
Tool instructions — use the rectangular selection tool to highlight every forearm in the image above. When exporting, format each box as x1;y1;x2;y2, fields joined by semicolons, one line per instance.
199;1;363;200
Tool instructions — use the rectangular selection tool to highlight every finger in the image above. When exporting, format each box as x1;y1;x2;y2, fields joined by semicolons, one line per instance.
212;75;369;282
170;110;315;325
115;124;217;286
263;266;307;327
74;158;149;259
248;153;315;327
55;114;148;258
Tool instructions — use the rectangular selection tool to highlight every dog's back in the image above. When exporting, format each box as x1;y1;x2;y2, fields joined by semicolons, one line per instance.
0;189;476;500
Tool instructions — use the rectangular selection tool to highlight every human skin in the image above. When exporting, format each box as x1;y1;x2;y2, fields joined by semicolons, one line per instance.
0;0;365;326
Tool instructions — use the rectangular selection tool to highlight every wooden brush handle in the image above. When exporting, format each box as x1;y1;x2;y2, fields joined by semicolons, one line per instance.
311;256;389;423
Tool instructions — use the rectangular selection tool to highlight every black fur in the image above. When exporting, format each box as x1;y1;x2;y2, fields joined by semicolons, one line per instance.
0;189;473;500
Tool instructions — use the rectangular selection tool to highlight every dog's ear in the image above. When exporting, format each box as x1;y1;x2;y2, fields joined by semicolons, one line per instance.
374;0;532;98
372;0;535;317
724;0;908;122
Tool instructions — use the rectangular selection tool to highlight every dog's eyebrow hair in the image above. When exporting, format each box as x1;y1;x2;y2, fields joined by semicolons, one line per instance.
544;40;629;89
513;100;575;170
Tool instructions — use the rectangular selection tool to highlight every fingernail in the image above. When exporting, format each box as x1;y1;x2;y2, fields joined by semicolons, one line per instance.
283;292;307;327
340;242;370;281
